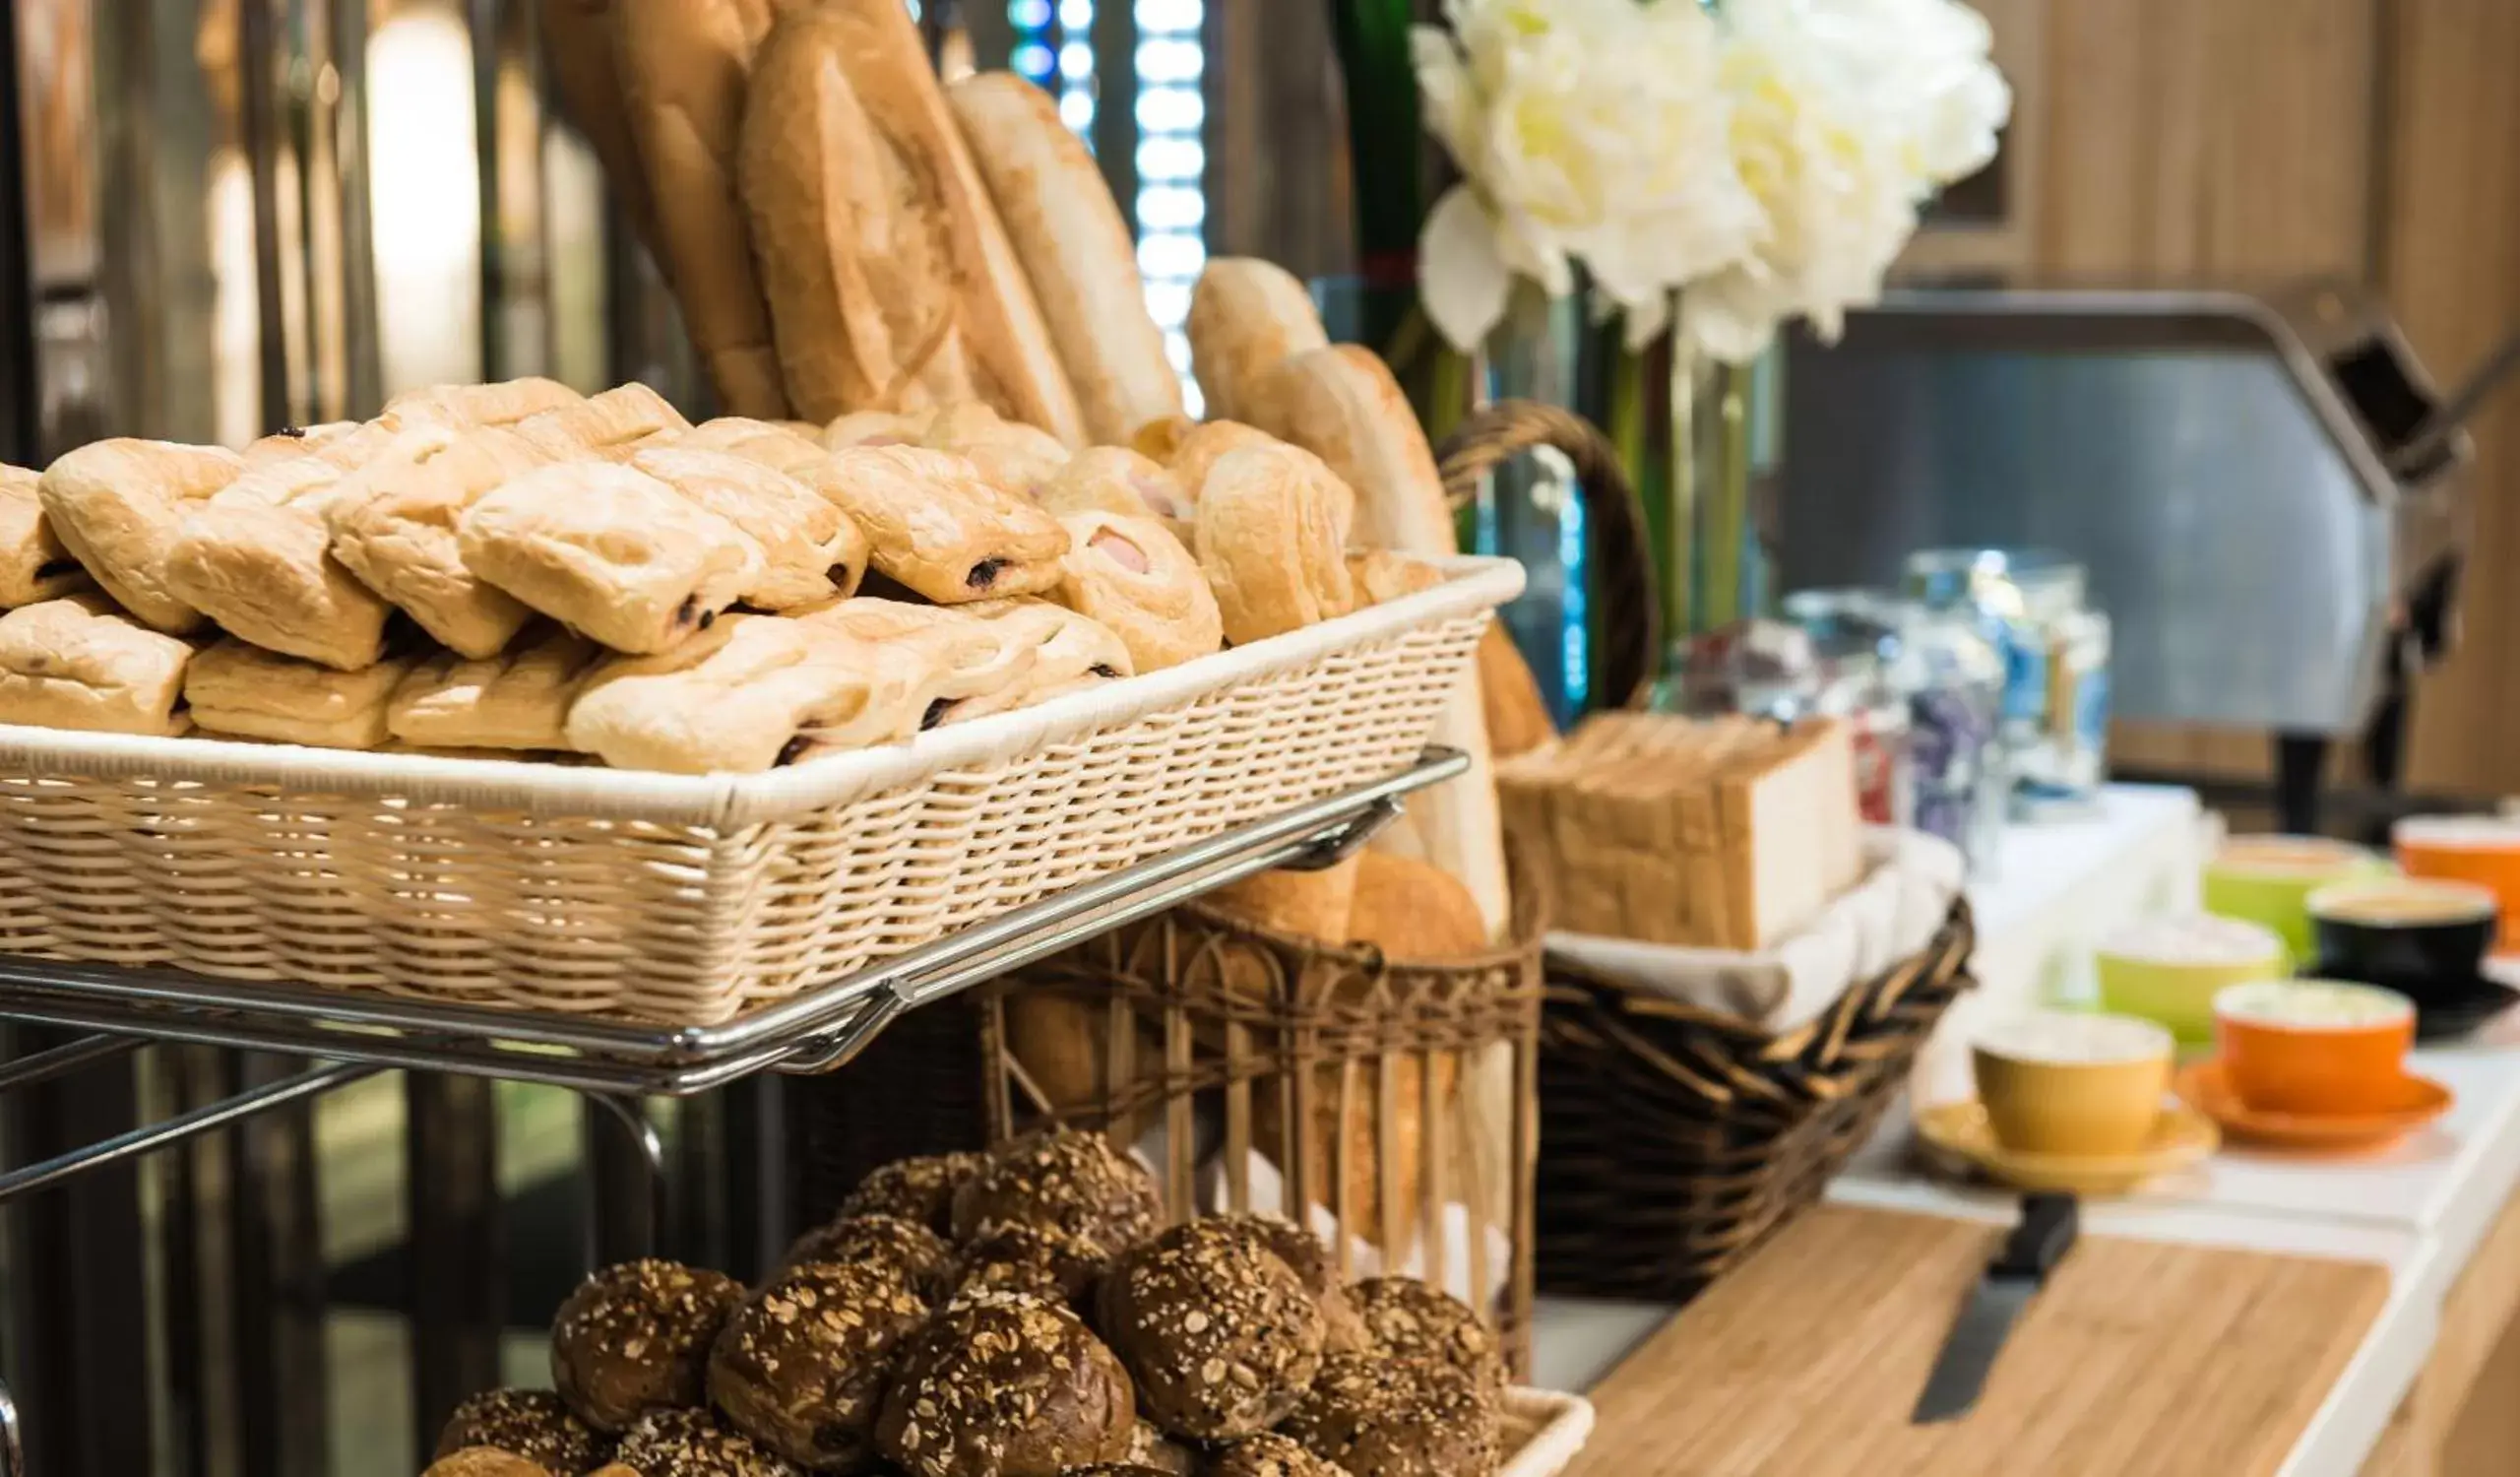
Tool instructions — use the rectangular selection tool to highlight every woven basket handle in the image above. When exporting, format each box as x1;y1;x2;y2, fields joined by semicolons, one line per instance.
1435;400;1659;711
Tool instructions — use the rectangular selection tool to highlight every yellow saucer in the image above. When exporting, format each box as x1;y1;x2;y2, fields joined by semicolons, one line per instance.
1915;1099;2221;1194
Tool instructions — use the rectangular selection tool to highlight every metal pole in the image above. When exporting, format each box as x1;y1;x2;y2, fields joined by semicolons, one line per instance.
0;1062;373;1203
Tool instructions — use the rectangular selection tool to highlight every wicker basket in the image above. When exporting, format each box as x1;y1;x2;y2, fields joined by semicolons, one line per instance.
0;558;1518;1026
1534;900;1976;1302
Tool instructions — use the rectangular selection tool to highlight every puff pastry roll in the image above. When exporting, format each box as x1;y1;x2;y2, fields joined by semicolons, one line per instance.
37;439;247;633
958;598;1133;707
1038;448;1194;547
458;461;759;654
804;598;1040;727
184;638;413;749
565;613;927;773
820;446;1068;604
0;464;84;608
1194;443;1354;644
241;421;361;466
513;382;691;461
0;595;197;736
918;402;1070;495
387;627;601;751
630;441;866;606
383;376;582;429
1166;419;1278;499
821;411;925;450
164;448;399;671
327;422;551;658
1050;510;1221;673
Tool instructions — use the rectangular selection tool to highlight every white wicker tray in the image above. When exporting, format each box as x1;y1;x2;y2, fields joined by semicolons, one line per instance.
0;558;1520;1026
1503;1386;1599;1477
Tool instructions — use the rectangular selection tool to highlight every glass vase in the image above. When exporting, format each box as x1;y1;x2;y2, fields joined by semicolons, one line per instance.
1661;326;1785;654
1471;283;1599;727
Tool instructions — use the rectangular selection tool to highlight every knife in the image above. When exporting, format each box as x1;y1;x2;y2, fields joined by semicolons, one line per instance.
1911;1192;2080;1424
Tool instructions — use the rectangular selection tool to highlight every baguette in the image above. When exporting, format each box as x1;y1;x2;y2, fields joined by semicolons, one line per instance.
1187;258;1328;422
609;0;789;418
539;0;657;247
947;73;1182;445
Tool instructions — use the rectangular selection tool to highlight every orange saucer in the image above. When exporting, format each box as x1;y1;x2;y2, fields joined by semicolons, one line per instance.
2175;1058;2453;1148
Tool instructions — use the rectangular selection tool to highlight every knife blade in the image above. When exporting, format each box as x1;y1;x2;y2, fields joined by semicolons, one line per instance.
1912;1191;2079;1424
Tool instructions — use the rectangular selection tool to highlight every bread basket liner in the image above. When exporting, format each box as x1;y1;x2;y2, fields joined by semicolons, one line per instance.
1501;1386;1598;1477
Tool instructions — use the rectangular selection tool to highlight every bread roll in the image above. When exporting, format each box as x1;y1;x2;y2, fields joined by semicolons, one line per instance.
609;0;789;417
1206;857;1361;940
1478;622;1555;758
1348;852;1488;961
948;73;1183;445
435;1389;613;1474
1188;258;1328;422
538;0;656;246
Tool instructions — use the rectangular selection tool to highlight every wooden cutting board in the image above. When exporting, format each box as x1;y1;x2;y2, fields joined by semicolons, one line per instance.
1565;1205;2389;1477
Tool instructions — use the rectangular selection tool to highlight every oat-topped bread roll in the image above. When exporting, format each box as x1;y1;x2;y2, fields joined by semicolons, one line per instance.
551;1258;746;1433
629;445;864;610
325;422;549;658
780;1213;959;1303
1201;1213;1365;1354
459;461;758;654
951;1220;1109;1316
803;599;1039;729
1207;1434;1345;1477
952;600;1131;708
515;382;692;462
875;1290;1136;1477
918;402;1070;498
820;447;1068;604
710;1260;929;1470
1187;260;1329;424
1117;1421;1198;1476
1098;1218;1328;1440
436;1388;615;1473
37;439;245;632
1038;449;1193;546
1349;1276;1507;1387
184;640;412;749
614;1408;803;1477
1280;1353;1502;1477
163;451;398;671
421;1450;551;1477
0;463;83;607
950;1128;1165;1252
388;628;601;752
385;376;582;428
1164;420;1277;502
1050;511;1221;674
837;1152;984;1236
822;411;926;451
1194;443;1354;645
0;595;196;736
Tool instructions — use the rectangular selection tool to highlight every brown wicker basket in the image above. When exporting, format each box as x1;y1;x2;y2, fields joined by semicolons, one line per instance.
1534;900;1976;1302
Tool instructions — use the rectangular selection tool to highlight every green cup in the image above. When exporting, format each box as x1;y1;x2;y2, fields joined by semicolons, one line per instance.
2203;836;2389;968
2094;915;2288;1047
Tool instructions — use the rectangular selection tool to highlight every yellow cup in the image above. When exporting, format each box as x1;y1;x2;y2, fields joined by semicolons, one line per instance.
2203;835;2388;967
2095;915;2288;1047
1973;1011;2175;1156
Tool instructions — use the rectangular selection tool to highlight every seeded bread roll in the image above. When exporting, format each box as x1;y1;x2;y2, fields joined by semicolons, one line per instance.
1207;1434;1345;1477
1278;1353;1502;1477
1350;1276;1507;1387
1202;1213;1366;1354
1117;1419;1197;1475
550;1258;746;1433
614;1408;804;1477
709;1261;929;1470
1096;1219;1327;1441
950;1129;1165;1253
780;1213;959;1304
875;1290;1136;1477
950;1220;1110;1316
421;1451;550;1477
436;1388;615;1473
835;1151;984;1237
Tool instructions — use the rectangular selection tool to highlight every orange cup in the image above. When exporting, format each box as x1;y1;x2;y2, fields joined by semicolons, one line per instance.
2396;816;2520;954
2213;980;2415;1116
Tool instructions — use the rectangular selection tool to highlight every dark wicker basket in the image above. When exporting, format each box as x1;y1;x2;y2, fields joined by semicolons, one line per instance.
1534;899;1976;1302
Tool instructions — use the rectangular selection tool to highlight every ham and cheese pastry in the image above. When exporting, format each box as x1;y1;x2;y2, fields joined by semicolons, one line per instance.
1050;511;1220;674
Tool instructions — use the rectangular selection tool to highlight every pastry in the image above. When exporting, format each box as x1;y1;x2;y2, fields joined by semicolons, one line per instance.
1164;420;1276;501
384;377;582;428
458;461;758;654
163;452;397;671
1096;1218;1327;1440
950;1220;1110;1316
540;0;659;248
613;1408;803;1477
803;598;1040;729
550;1258;746;1433
708;1260;929;1470
563;613;927;773
835;1151;983;1236
630;445;863;609
387;627;601;751
421;1451;550;1477
1201;1213;1367;1354
0;464;83;607
1207;1434;1344;1477
0;595;196;736
1278;1353;1502;1477
1193;444;1354;644
820;446;1068;603
1129;415;1194;464
947;73;1183;445
435;1388;614;1473
37;438;246;632
1037;448;1194;547
241;421;360;466
514;381;692;462
326;421;550;658
1049;511;1221;674
780;1213;959;1304
874;1290;1136;1477
918;402;1070;497
821;411;926;450
1349;1276;1508;1388
1186;259;1329;423
949;1128;1165;1252
183;639;411;749
951;599;1131;707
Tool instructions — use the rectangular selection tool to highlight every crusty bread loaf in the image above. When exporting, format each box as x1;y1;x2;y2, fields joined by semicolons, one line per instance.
1347;852;1489;961
1188;259;1328;423
609;0;789;418
1206;857;1361;941
948;73;1182;446
539;0;656;247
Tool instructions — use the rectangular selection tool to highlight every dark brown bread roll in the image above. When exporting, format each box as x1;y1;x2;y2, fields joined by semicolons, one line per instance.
950;1129;1164;1253
839;1152;985;1237
1055;1468;1173;1476
1115;1418;1197;1475
875;1290;1135;1477
709;1260;930;1469
422;1450;551;1477
1206;1433;1346;1477
613;1408;804;1477
782;1213;960;1304
1201;1213;1367;1355
436;1388;614;1472
1278;1354;1502;1477
551;1259;746;1433
1349;1277;1507;1387
1095;1219;1326;1441
950;1220;1109;1316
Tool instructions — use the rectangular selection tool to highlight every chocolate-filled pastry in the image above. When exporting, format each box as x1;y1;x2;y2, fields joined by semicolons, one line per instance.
802;598;1038;728
183;639;412;749
1193;444;1354;645
421;1450;550;1477
436;1388;614;1473
780;1213;959;1304
836;1152;983;1236
951;600;1132;708
514;381;691;462
613;1409;803;1477
384;376;582;429
918;402;1070;496
875;1290;1135;1477
389;628;601;752
709;1260;929;1470
1038;448;1193;547
1164;420;1276;500
564;613;929;773
1097;1218;1326;1440
459;462;759;654
164;451;397;671
550;1258;745;1433
951;1220;1109;1316
1349;1276;1508;1388
37;438;246;632
822;411;925;450
241;420;360;466
327;422;551;658
673;418;872;597
1278;1353;1502;1477
630;445;862;610
0;595;196;736
0;463;83;608
819;446;1067;604
950;1129;1165;1253
1201;1213;1366;1354
1206;1434;1345;1477
1049;511;1221;674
